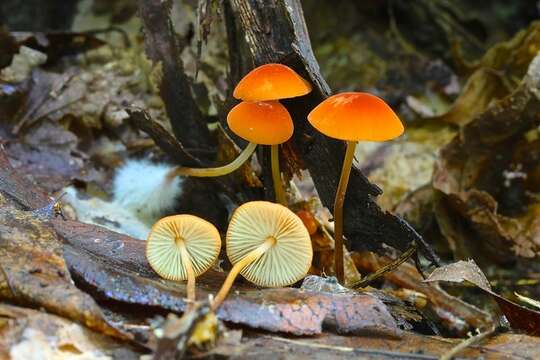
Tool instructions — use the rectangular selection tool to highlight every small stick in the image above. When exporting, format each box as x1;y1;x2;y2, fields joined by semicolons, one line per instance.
352;243;416;289
439;325;497;360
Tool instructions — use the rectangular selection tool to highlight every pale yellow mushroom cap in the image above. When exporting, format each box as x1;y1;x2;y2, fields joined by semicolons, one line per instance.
226;201;313;287
146;215;221;281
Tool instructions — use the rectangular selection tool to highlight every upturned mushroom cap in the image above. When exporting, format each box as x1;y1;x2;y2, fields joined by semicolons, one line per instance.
226;201;312;287
233;63;312;101
146;215;221;281
307;92;404;142
227;101;294;145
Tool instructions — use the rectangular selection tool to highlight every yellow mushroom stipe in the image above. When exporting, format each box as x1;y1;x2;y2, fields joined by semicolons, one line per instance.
212;236;276;310
212;201;312;310
171;142;258;178
146;215;221;302
307;92;404;284
271;144;287;205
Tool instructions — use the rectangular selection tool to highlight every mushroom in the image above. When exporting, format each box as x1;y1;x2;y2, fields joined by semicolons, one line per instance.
234;64;312;205
212;201;312;309
307;92;404;284
233;63;312;101
170;101;293;197
169;64;311;205
146;214;221;302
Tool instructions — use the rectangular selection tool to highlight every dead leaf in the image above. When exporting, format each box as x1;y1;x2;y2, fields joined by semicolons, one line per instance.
433;52;540;262
53;219;401;337
435;21;540;127
0;148;49;209
426;260;540;336
0;303;137;359
353;252;492;335
5;120;91;192
0;194;128;341
207;331;540;359
11;68;83;134
433;68;508;126
459;20;540;77
427;260;492;291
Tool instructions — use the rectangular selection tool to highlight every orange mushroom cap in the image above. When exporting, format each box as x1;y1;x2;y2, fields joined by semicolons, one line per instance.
307;92;404;142
227;100;293;145
233;63;312;101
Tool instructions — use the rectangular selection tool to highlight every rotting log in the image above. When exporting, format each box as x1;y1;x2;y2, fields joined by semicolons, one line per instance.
224;0;438;263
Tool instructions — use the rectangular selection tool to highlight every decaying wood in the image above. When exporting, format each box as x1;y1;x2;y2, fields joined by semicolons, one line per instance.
224;0;438;262
137;0;213;151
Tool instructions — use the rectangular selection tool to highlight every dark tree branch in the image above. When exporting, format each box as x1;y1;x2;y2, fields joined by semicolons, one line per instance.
138;0;213;151
225;0;438;263
126;107;202;167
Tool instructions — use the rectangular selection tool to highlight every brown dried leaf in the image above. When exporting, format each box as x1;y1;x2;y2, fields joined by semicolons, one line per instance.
433;53;540;261
208;332;540;359
0;196;127;341
5;120;97;192
433;68;508;126
0;303;136;359
353;252;491;335
427;260;491;291
460;20;540;77
426;260;540;336
0;148;49;209
11;68;84;134
437;21;540;127
53;219;401;337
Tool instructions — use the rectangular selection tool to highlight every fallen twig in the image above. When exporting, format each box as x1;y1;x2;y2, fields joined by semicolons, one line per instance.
352;243;417;289
439;325;498;360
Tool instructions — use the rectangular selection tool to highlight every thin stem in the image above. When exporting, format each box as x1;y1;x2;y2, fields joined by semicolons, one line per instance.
333;141;357;284
439;325;497;360
178;243;196;303
351;243;417;289
271;144;287;205
168;142;258;178
212;237;276;310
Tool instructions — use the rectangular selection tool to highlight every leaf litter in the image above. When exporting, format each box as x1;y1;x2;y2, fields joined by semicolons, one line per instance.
1;1;540;358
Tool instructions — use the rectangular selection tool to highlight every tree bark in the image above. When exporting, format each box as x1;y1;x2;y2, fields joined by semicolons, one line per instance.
138;0;213;151
225;0;438;262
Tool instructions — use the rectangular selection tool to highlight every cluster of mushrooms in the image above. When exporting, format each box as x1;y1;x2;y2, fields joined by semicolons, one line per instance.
145;63;404;311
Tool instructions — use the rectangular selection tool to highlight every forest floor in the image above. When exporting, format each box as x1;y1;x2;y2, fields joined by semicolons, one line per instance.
1;1;540;359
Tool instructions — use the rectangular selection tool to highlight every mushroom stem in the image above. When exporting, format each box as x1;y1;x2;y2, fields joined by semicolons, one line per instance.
168;142;258;178
271;144;287;205
178;242;196;303
212;236;276;310
333;140;357;284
